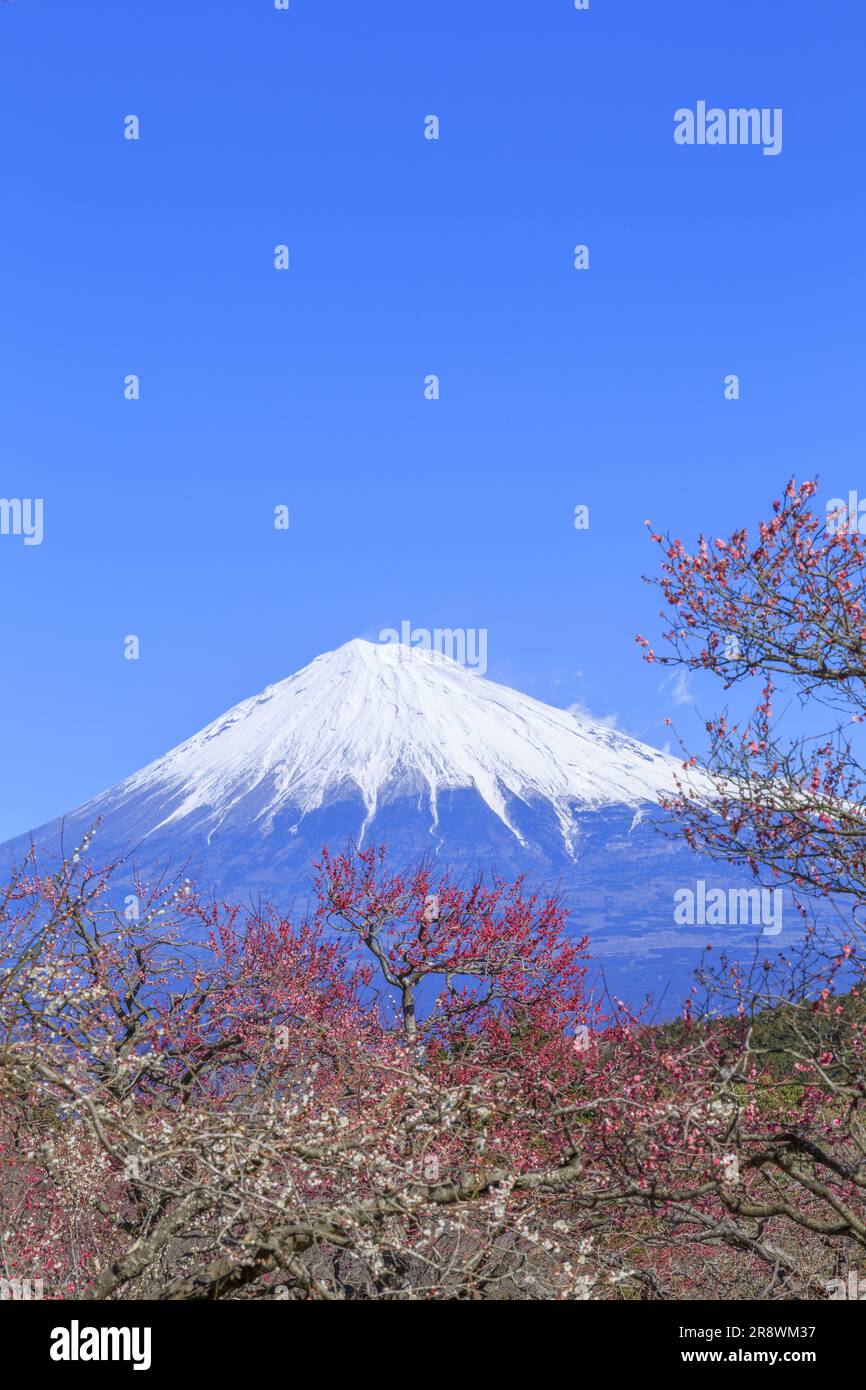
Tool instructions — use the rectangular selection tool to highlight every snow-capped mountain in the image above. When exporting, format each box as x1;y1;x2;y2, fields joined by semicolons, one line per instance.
92;638;689;854
0;640;778;1006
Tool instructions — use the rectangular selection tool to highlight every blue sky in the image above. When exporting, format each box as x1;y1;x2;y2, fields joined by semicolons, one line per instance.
0;0;864;842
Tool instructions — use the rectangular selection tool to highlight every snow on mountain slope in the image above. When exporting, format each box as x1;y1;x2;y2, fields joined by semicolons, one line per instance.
77;638;693;856
4;640;778;1011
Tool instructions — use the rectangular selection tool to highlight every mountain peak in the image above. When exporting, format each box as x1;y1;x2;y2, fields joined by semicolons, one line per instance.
310;636;470;674
71;637;688;856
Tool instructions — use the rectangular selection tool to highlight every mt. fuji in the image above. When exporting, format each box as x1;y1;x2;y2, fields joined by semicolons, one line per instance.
1;640;781;1006
88;638;690;852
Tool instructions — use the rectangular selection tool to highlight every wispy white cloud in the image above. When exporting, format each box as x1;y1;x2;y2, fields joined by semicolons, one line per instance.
567;697;620;730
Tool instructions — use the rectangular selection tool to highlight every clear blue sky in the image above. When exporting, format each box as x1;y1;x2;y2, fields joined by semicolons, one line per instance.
1;0;864;842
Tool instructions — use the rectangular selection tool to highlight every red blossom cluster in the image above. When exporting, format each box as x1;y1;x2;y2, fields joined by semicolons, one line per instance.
638;480;866;911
